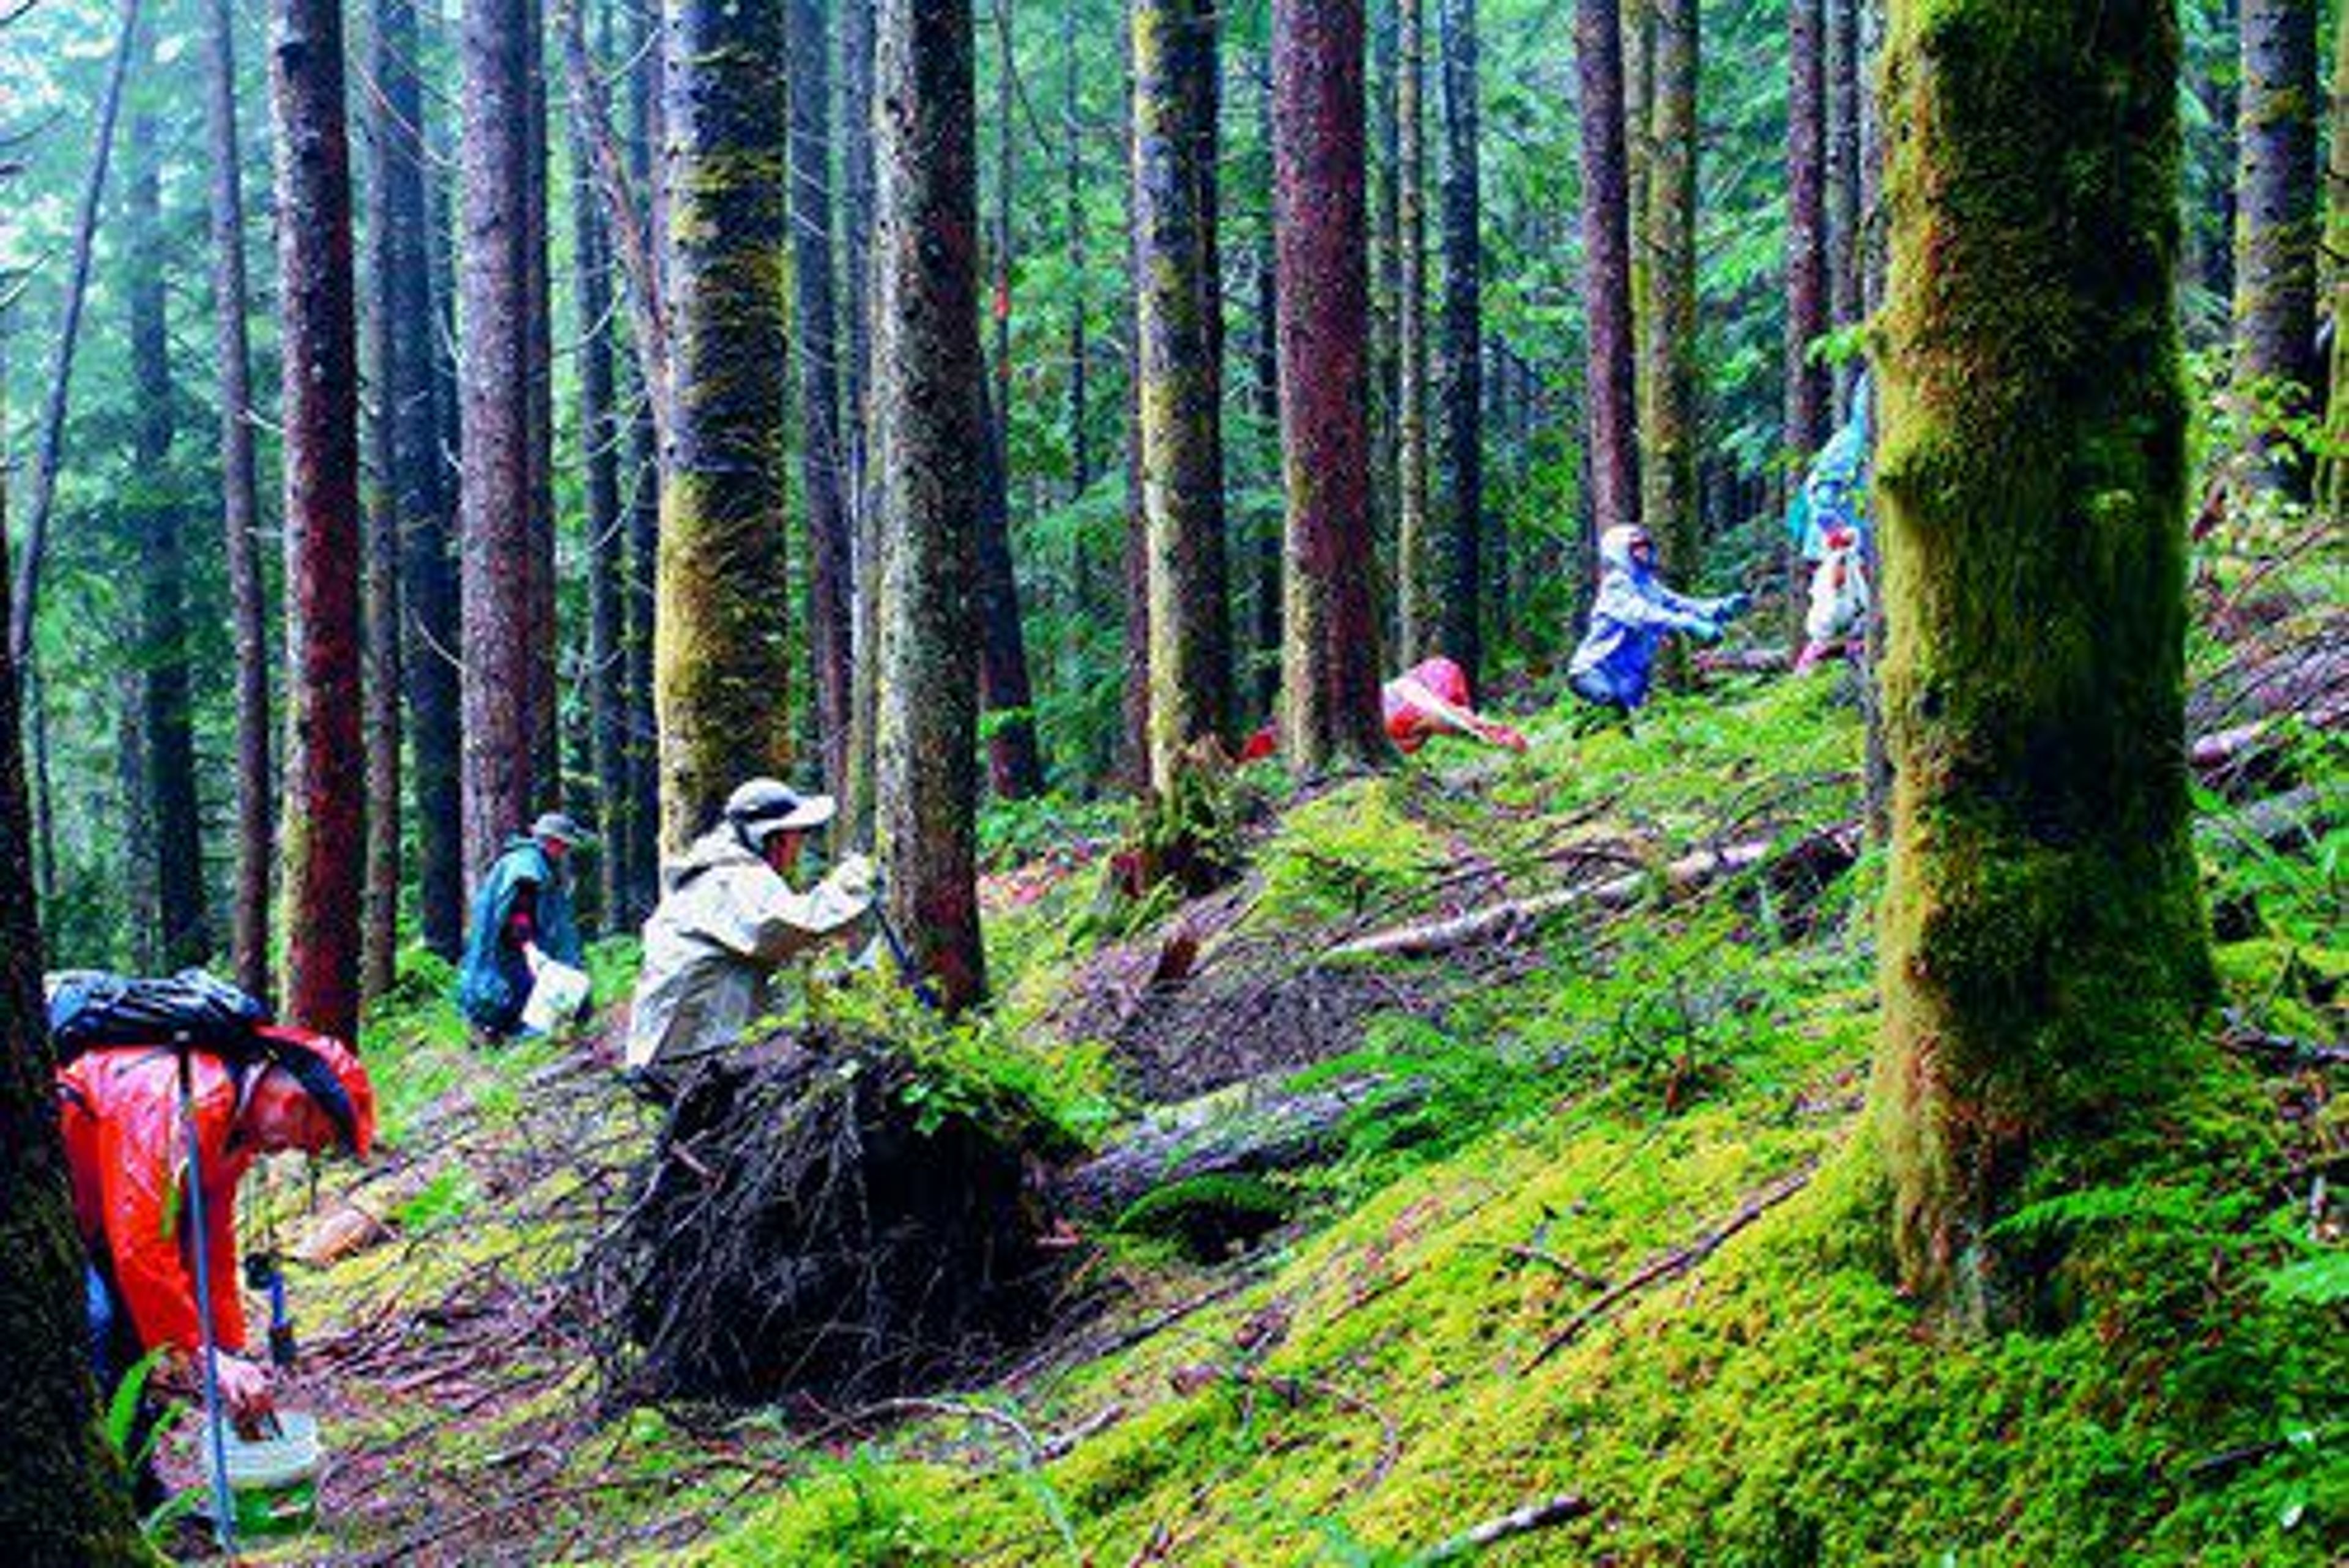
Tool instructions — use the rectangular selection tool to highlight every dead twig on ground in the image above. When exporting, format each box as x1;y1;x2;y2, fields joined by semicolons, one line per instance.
1409;1492;1595;1562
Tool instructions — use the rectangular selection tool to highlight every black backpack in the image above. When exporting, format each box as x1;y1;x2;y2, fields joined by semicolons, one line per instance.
46;968;274;1066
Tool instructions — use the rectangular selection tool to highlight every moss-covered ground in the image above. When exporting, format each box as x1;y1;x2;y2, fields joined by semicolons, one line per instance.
217;596;2340;1565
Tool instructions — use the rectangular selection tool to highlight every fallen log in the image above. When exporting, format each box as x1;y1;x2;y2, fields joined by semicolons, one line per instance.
1058;1072;1424;1221
1327;826;1859;962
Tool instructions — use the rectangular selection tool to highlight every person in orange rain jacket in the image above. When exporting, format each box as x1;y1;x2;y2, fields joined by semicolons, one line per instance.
58;1028;373;1507
1240;655;1529;760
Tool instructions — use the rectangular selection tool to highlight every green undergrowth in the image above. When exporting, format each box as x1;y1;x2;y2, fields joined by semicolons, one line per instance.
678;664;2342;1567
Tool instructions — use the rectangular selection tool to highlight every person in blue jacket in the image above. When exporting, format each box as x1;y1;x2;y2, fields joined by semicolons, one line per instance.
1567;524;1751;720
458;811;590;1037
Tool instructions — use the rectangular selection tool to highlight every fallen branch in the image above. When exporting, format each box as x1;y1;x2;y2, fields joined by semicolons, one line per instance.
2219;1015;2349;1071
1527;1164;1819;1369
1410;1492;1594;1564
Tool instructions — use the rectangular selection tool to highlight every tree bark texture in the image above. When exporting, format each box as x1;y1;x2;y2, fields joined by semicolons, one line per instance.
1873;0;2213;1326
1273;0;1388;773
1824;0;1861;406
524;6;560;797
873;0;987;1011
790;0;856;802
1575;0;1638;549
1433;0;1481;688
1134;0;1234;792
841;0;883;844
973;376;1047;800
1639;0;1698;578
1785;0;1830;463
273;0;366;1045
9;0;140;669
1064;0;1091;497
461;0;543;883
622;10;663;909
125;114;208;972
1368;0;1400;644
2233;0;2322;499
1119;23;1151;796
655;0;795;849
2321;4;2347;518
0;493;143;1560
365;0;434;994
571;6;627;929
207;0;276;995
1392;0;1431;664
1252;170;1283;716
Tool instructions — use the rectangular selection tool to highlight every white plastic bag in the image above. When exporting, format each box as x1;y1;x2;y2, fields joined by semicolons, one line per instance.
519;957;592;1033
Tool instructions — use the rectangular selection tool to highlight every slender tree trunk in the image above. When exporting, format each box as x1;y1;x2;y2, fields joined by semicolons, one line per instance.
1253;132;1283;717
974;373;1048;797
116;673;156;974
1392;0;1430;663
1639;0;1698;578
207;0;275;996
365;0;435;996
1576;0;1638;558
1623;0;1651;375
1873;0;2211;1327
1119;18;1151;795
1274;0;1387;771
2321;5;2347;518
462;0;542;880
409;55;467;959
2233;0;2321;500
123;114;207;971
1135;0;1233;790
1786;0;1829;463
790;0;856;802
10;0;141;670
874;0;986;1009
656;0;793;848
1368;0;1399;646
524;6;560;798
273;0;366;1046
842;0;883;844
1824;0;1861;406
1433;0;1480;686
1064;0;1091;497
623;7;662;902
571;4;626;928
0;448;143;1556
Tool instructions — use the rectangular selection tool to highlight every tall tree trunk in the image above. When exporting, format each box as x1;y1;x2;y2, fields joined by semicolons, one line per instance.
1064;0;1091;497
1135;0;1233;792
975;373;1048;797
2233;0;2321;500
1872;0;2211;1327
791;0;856;803
1119;17;1151;795
365;0;434;996
1575;0;1638;557
124;114;207;971
572;2;626;929
10;0;141;669
1252;126;1283;717
874;0;986;1009
1639;0;1698;579
1785;0;1829;464
1433;0;1480;686
1368;0;1399;647
842;0;883;844
461;0;542;882
1623;0;1651;376
274;0;366;1047
0;475;143;1557
2321;4;2347;519
1824;0;1861;405
207;0;275;996
1273;0;1387;771
656;0;793;849
1392;0;1430;663
524;5;560;798
623;7;663;901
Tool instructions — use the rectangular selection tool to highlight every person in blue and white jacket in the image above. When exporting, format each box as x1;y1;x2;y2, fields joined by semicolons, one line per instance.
1567;524;1750;719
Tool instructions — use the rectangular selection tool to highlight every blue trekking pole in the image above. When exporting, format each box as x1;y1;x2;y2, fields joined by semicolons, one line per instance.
866;864;941;1011
176;1044;240;1556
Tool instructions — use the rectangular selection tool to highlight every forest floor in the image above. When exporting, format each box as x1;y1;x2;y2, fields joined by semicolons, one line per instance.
173;546;2342;1566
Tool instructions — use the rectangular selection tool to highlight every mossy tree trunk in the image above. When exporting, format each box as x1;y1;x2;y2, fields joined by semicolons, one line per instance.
1576;0;1638;550
461;0;542;882
1433;0;1481;686
206;0;278;992
1871;0;2214;1329
654;0;793;850
2233;0;2321;500
1392;0;1430;664
614;6;662;914
873;0;985;1011
1135;0;1234;793
0;534;143;1561
1273;0;1389;773
1824;0;1861;407
2316;2;2345;517
124;113;207;972
842;0;883;844
275;0;366;1045
1119;25;1152;797
790;0;856;803
1639;0;1698;581
1786;0;1829;464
